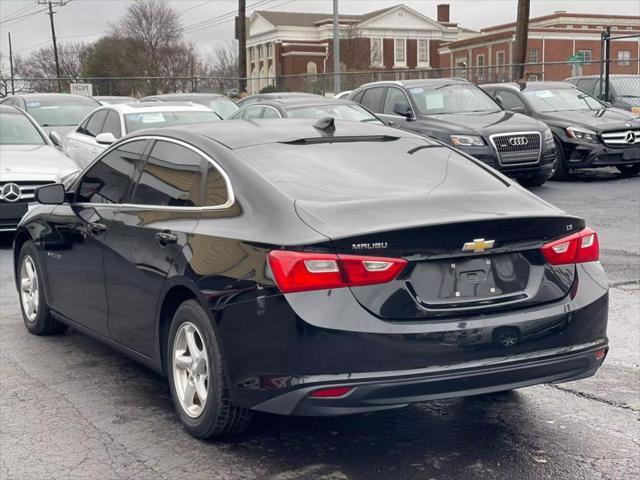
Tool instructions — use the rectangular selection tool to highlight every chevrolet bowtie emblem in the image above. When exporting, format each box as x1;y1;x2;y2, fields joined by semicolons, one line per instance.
462;238;495;253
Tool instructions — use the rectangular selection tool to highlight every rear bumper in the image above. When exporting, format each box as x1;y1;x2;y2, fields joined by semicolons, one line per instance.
215;263;608;415
252;342;607;416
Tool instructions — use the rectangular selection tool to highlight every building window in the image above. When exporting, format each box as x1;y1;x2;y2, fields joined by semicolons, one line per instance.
394;38;406;67
528;73;540;81
370;38;383;67
529;48;538;63
617;50;631;65
418;39;429;66
476;54;485;79
268;65;275;85
577;49;592;64
307;61;317;82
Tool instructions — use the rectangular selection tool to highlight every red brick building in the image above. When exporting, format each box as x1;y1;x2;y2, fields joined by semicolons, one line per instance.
245;4;477;93
438;12;640;81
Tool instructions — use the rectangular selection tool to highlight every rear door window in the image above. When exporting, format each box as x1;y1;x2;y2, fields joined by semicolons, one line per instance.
360;87;385;114
262;107;281;119
76;139;148;204
131;140;205;207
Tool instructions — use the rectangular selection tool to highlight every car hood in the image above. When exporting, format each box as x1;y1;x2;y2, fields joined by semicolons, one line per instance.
417;110;544;136
0;144;80;183
536;108;640;132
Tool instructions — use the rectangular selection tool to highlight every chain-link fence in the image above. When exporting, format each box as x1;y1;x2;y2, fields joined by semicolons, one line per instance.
2;59;638;101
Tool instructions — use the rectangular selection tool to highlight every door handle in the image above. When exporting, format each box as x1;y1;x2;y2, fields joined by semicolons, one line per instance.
155;231;178;246
88;222;107;234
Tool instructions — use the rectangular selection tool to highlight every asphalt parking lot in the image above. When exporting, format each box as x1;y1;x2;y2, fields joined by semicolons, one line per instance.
0;169;638;480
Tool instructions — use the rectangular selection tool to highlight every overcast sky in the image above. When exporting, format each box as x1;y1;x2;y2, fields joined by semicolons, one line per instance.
1;0;639;64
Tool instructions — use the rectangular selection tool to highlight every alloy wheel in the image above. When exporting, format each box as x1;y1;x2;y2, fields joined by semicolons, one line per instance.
172;322;209;418
20;255;39;322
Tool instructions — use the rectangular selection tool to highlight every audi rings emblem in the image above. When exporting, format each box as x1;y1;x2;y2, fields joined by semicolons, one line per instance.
1;183;21;202
625;131;637;144
509;137;529;146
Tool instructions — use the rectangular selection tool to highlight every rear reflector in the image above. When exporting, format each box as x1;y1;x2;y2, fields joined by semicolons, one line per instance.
267;250;407;293
541;227;599;265
308;386;353;398
594;348;607;360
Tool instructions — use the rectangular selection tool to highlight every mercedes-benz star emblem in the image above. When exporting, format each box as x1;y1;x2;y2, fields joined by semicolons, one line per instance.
625;131;637;144
1;183;21;202
509;137;528;146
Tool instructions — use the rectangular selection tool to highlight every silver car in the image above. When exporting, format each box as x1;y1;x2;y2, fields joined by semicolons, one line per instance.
0;105;79;231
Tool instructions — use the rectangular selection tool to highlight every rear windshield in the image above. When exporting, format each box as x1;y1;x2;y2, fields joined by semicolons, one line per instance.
25;96;99;127
124;110;219;133
0;111;46;145
287;104;383;124
237;137;500;201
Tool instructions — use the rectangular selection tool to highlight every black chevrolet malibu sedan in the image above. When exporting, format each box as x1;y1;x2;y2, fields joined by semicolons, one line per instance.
348;79;556;187
481;82;640;179
14;119;608;439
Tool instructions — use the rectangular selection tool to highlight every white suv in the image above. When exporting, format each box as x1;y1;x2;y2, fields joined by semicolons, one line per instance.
63;102;220;168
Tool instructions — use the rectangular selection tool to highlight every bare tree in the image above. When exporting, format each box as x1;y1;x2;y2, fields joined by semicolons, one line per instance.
111;0;199;94
202;42;238;94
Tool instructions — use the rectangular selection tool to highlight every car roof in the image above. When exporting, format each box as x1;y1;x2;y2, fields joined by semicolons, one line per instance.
480;81;576;91
142;93;227;100
107;102;214;114
565;74;638;80
246;97;361;108
360;78;471;89
131;118;422;150
0;104;24;114
10;93;101;103
93;95;136;100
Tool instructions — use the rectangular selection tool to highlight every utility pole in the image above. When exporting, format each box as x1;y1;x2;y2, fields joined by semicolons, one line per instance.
513;0;530;82
237;0;247;93
38;1;65;93
8;33;15;95
332;0;341;93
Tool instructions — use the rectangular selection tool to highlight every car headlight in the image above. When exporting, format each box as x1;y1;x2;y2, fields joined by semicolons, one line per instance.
566;127;599;144
543;128;553;143
450;135;485;147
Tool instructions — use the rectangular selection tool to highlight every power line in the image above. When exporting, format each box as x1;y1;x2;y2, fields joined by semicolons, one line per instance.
0;7;47;26
179;0;283;35
0;1;37;22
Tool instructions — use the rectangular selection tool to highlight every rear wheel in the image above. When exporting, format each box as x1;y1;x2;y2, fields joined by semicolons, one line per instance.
550;139;571;181
167;300;251;439
517;172;549;187
18;241;67;335
616;164;640;177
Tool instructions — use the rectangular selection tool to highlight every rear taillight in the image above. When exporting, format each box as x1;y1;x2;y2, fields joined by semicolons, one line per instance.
308;386;353;398
541;227;599;265
267;250;407;293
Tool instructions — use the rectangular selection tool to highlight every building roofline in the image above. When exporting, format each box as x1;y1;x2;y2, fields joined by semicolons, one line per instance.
482;12;640;33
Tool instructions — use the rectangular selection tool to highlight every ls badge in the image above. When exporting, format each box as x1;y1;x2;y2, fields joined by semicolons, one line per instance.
462;238;495;253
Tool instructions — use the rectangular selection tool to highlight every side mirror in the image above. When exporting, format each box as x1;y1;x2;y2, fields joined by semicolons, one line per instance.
35;183;65;205
49;130;62;147
393;102;414;119
95;132;116;145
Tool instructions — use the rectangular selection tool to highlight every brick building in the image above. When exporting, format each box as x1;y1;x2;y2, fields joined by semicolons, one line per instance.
438;12;640;82
245;4;476;93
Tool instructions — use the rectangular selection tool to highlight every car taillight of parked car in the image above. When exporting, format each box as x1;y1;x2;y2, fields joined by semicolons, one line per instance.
267;251;407;293
541;227;599;265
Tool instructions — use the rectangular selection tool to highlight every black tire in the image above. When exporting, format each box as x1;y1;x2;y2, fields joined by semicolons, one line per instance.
17;241;67;335
517;172;549;187
167;299;252;439
616;164;640;177
550;139;571;181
